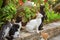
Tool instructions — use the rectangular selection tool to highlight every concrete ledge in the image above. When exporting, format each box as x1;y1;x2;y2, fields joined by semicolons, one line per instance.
18;21;60;40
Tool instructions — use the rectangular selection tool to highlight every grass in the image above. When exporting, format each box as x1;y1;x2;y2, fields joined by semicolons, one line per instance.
44;10;60;24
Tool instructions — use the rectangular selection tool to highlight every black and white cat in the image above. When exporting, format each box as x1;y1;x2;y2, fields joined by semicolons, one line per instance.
6;16;22;40
38;4;47;30
26;12;43;33
6;23;21;40
0;16;22;40
0;21;12;40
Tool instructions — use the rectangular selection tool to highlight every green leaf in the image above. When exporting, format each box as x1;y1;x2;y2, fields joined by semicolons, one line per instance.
0;0;3;8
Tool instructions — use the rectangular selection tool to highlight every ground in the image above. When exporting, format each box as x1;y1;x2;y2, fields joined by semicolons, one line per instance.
49;35;60;40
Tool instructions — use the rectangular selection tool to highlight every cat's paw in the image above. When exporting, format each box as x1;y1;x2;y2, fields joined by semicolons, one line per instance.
37;31;40;33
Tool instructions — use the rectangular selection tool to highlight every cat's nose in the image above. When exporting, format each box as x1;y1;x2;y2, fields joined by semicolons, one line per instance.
17;32;20;37
17;34;20;38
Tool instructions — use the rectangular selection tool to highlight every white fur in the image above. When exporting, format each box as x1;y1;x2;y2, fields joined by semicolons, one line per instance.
13;22;22;38
4;27;10;37
26;12;43;33
3;22;21;39
3;23;12;37
13;31;20;38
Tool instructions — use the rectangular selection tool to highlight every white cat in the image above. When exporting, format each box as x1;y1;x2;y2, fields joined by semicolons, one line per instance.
26;12;43;33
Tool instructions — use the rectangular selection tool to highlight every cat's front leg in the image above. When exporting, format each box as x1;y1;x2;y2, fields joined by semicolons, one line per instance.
36;30;40;33
36;26;40;33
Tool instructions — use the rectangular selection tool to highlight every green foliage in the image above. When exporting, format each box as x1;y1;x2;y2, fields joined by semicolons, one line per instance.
46;10;58;21
54;0;60;5
20;7;36;23
9;0;18;5
0;0;3;8
45;3;60;22
32;0;38;3
1;3;16;20
22;0;27;3
48;0;54;5
0;2;16;27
